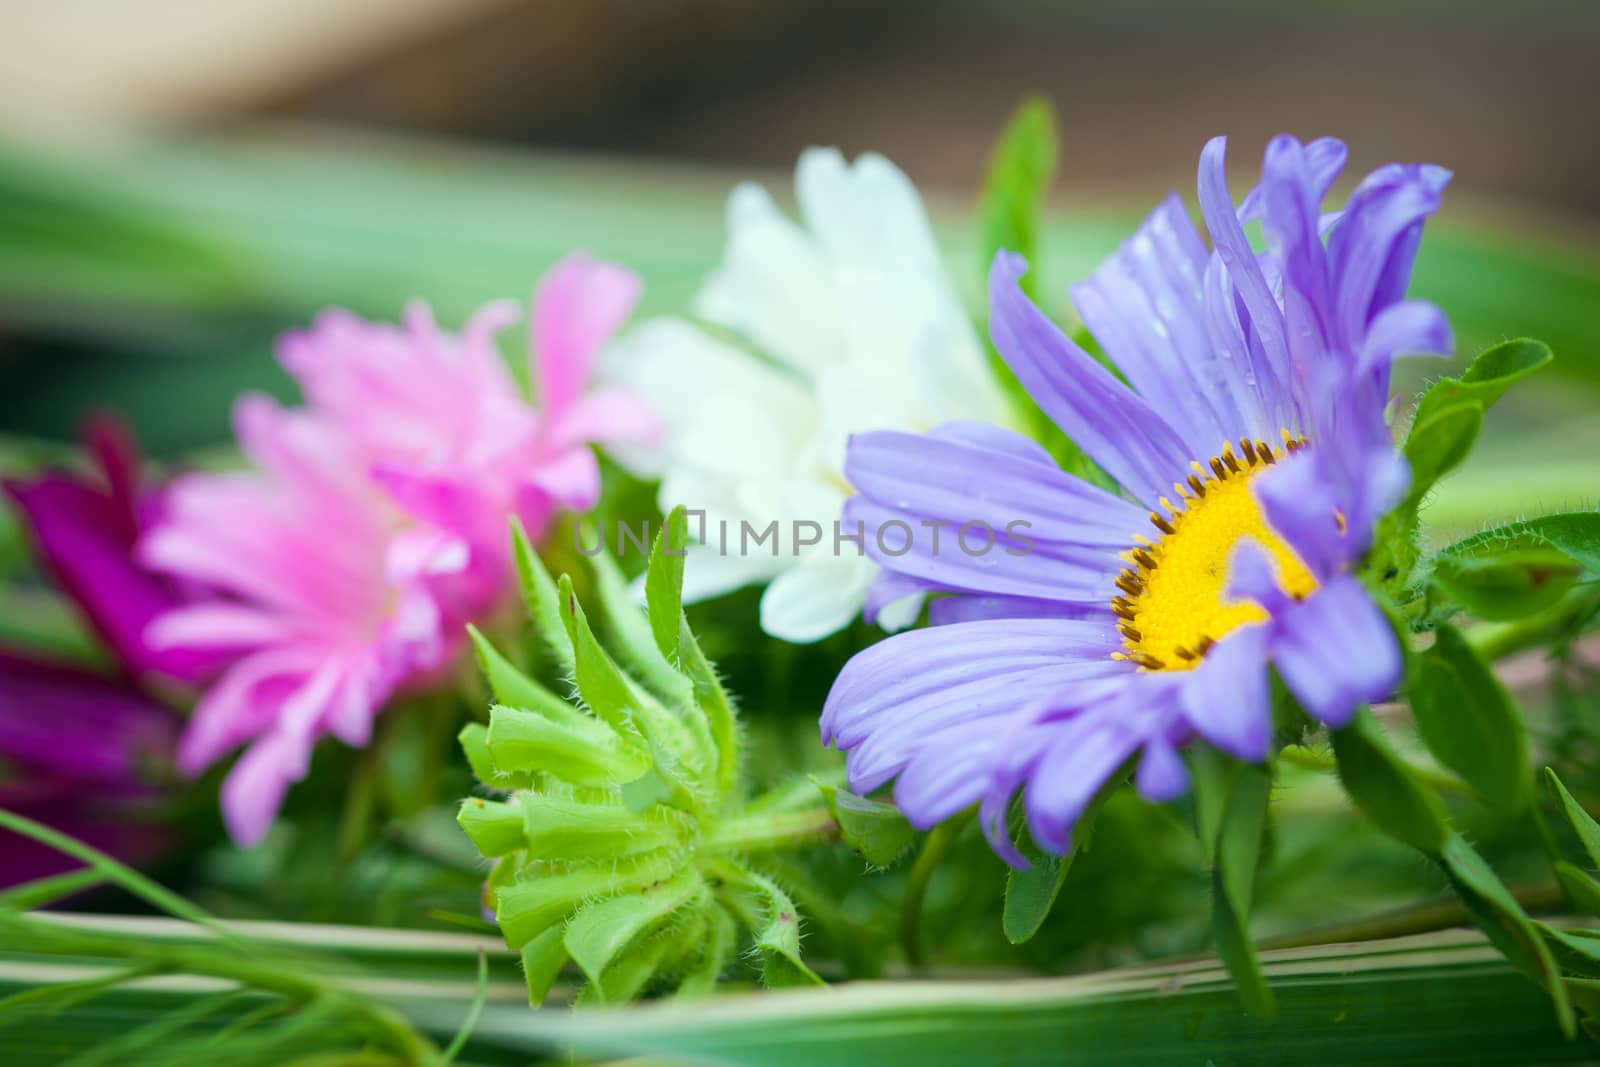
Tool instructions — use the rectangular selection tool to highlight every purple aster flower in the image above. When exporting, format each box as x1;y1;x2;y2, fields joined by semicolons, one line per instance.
821;135;1452;864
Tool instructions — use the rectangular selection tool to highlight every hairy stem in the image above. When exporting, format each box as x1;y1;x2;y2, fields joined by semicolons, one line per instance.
703;807;838;855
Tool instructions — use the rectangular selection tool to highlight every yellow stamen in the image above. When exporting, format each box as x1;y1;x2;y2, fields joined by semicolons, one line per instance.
1116;436;1317;672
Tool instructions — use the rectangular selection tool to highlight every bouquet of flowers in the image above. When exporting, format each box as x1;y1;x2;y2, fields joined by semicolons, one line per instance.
2;99;1598;1066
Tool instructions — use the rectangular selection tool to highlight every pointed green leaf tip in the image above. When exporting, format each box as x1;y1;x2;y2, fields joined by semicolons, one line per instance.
458;532;824;1004
647;506;689;663
1401;338;1551;514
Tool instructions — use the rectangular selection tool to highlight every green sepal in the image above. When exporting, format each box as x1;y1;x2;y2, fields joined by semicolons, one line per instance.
458;723;535;792
564;873;707;988
812;779;914;868
456;798;527;858
511;517;576;676
519;925;570;1007
1331;709;1451;856
486;704;649;788
495;851;679;950
676;906;736;998
1408;623;1529;809
519;794;687;861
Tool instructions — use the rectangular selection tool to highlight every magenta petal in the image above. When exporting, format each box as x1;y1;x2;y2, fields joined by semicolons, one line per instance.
0;649;176;782
6;473;216;684
221;731;313;848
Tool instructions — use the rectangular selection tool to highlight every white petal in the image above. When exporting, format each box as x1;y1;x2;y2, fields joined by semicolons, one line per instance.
758;552;875;643
694;182;842;377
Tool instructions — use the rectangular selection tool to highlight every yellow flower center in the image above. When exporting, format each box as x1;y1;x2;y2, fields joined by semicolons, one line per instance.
1112;434;1318;672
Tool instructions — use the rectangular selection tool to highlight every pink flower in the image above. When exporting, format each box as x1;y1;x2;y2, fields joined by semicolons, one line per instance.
140;253;660;847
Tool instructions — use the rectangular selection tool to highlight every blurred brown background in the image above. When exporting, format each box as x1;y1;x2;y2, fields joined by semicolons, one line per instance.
4;0;1598;221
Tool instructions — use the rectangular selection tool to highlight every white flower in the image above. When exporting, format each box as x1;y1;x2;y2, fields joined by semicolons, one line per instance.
606;147;1009;643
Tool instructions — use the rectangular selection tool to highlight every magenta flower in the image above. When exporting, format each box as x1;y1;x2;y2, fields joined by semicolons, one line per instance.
5;419;219;684
141;253;659;846
822;136;1451;863
0;649;176;886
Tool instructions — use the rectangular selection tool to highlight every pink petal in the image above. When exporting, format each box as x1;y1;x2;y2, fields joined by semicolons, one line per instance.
533;252;642;420
550;387;664;451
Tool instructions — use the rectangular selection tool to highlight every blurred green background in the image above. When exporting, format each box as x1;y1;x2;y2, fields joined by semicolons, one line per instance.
1;0;1596;545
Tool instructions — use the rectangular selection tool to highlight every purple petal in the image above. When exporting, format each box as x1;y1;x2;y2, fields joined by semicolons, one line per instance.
845;496;1112;604
1359;299;1453;375
1197;137;1292;412
1269;575;1401;728
987;252;1194;508
1071;192;1245;456
1250;449;1348;580
1327;162;1451;354
845;428;1143;547
928;594;1103;625
1022;702;1150;853
1176;625;1271;760
1135;734;1190;802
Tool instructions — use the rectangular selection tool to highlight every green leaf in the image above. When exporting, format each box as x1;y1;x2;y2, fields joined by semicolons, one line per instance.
1002;846;1073;947
1431;547;1580;620
1206;761;1275;1017
486;705;649;787
511;518;576;676
519;926;570;1007
646;507;689;664
1332;710;1451;856
740;870;823;988
1411;337;1553;430
1402;401;1481;509
812;780;914;869
557;574;656;737
452;931;1581;1066
587;541;693;707
998;783;1115;947
1437;512;1600;578
563;874;706;989
1553;860;1600;917
1408;623;1529;809
1439;835;1574;1036
978;95;1057;300
1545;768;1600;869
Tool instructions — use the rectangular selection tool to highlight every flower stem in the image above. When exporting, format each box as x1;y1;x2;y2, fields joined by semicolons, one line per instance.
703;807;838;855
901;811;972;970
1260;882;1567;950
